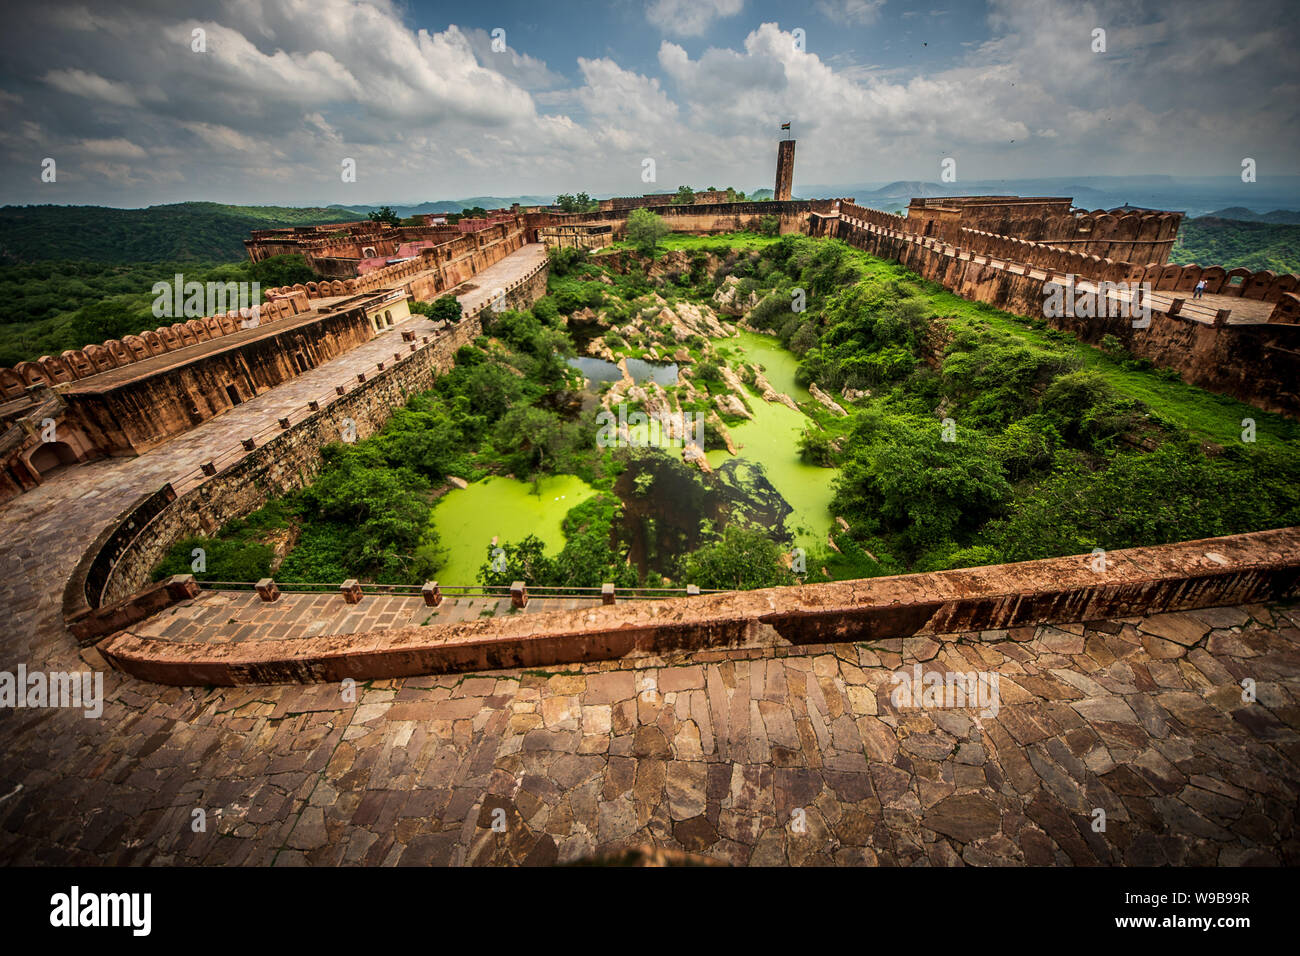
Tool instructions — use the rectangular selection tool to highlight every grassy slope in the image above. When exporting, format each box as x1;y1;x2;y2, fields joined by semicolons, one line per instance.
810;243;1298;450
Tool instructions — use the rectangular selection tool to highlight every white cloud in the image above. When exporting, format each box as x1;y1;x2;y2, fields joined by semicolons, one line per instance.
42;68;142;107
817;0;886;26
646;0;745;38
78;137;147;158
2;0;1295;205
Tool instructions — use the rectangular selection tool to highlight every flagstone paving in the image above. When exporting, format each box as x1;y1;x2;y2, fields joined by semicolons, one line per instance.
1;602;1297;865
131;590;605;643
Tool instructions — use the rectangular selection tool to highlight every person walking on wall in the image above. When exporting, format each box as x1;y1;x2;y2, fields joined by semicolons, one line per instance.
1193;278;1206;299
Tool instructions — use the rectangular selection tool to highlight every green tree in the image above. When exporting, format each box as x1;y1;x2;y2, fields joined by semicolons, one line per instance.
367;206;399;225
679;524;795;590
626;209;669;255
672;185;696;205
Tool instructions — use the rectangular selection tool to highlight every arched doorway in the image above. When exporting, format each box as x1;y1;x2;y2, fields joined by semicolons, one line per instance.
27;441;79;479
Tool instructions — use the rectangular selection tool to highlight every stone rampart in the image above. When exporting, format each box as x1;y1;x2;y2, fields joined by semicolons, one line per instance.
564;199;842;238
66;256;548;624
818;209;1300;416
95;526;1300;684
0;289;313;401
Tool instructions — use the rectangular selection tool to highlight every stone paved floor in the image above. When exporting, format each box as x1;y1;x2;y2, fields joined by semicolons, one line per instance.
0;240;1296;865
133;591;605;643
1;602;1297;865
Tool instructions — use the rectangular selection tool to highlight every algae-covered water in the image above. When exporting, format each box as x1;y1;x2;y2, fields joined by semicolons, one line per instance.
429;330;838;583
706;330;837;554
429;474;598;585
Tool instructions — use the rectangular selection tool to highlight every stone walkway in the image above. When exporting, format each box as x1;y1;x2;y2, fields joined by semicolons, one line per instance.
0;242;547;669
1;601;1297;865
132;591;605;644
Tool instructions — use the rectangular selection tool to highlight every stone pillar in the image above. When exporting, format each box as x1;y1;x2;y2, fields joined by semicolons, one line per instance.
774;139;796;202
511;581;528;608
340;579;363;604
166;574;201;601
422;581;442;607
601;583;615;605
1169;298;1184;316
686;585;700;596
255;578;280;602
241;438;256;451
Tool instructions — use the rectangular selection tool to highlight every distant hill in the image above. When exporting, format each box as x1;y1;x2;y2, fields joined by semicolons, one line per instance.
327;196;555;219
1204;207;1300;225
0;202;346;264
1170;216;1300;273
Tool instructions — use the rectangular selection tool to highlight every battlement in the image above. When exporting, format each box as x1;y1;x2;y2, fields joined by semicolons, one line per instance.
821;204;1300;415
905;196;1184;264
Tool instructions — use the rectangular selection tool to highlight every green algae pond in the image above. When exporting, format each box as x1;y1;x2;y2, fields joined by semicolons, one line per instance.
428;474;599;585
707;330;837;554
428;329;838;584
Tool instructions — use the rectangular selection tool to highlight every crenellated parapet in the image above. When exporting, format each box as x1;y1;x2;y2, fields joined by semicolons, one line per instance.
0;289;313;401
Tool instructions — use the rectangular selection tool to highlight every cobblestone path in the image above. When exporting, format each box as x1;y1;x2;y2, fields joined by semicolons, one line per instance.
1;603;1297;865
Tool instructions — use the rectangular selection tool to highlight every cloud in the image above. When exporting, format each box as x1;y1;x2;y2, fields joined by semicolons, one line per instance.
0;0;1295;206
42;68;142;107
817;0;887;26
77;137;148;158
462;27;567;91
646;0;745;38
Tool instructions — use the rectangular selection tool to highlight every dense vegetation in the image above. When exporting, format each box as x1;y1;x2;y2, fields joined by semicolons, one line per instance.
1170;216;1300;273
0;254;317;366
156;229;1300;599
730;234;1300;575
0;201;347;264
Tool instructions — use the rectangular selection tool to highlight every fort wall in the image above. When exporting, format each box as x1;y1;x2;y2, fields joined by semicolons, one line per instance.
95;525;1300;684
65;258;549;627
562;198;840;239
818;206;1300;416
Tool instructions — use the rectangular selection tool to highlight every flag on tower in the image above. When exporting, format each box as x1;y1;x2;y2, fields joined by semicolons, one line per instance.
780;122;791;130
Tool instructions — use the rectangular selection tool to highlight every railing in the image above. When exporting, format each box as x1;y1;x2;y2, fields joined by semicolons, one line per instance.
195;579;724;605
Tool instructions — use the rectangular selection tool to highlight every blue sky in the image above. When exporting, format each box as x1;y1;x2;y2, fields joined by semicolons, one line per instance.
0;0;1295;207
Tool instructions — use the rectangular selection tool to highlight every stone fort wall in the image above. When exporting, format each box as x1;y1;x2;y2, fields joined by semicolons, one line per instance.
558;199;841;239
72;259;548;621
96;525;1300;684
815;205;1300;416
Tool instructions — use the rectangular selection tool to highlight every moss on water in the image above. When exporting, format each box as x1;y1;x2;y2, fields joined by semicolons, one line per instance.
428;474;599;585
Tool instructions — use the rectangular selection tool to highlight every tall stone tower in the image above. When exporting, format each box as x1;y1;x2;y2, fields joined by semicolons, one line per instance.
774;139;796;201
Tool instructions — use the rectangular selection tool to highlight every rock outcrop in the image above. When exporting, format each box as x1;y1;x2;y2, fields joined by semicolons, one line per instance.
809;382;847;416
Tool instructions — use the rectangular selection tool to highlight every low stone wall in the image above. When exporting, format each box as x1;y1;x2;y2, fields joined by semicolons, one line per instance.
68;258;549;626
97;526;1300;685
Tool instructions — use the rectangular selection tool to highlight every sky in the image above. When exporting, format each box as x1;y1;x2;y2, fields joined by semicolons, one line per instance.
0;0;1296;208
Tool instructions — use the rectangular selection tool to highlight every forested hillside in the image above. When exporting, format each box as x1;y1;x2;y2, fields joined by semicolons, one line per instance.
1169;216;1300;273
0;202;346;264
